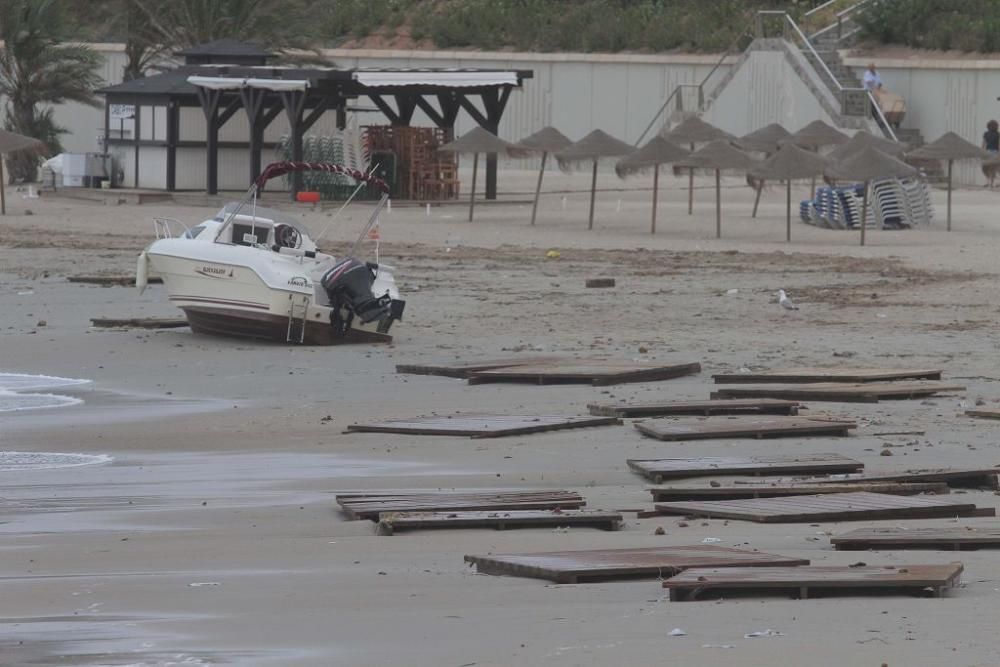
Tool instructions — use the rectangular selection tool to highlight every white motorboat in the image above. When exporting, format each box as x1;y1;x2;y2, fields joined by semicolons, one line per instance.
137;161;404;344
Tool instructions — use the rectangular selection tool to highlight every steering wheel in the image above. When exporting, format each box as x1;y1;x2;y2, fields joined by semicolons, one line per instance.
274;224;302;249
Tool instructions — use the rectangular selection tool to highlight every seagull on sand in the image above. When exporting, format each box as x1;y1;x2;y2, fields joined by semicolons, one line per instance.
778;289;799;310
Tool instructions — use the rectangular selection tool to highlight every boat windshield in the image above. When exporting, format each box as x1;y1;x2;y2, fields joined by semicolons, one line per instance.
213;203;306;231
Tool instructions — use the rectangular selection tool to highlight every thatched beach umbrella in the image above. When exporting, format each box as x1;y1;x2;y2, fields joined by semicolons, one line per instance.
675;140;757;239
514;126;572;226
906;131;991;231
783;120;850;198
438;127;520;222
664;117;735;215
749;144;829;242
615;136;690;234
826;130;907;162
738;123;791;218
826;146;918;246
0;129;45;215
556;129;634;230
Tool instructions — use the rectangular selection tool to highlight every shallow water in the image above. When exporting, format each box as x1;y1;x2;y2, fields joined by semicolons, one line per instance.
0;451;112;471
0;372;90;413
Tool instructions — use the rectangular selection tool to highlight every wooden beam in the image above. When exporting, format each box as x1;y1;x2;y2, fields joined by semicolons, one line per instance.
368;94;400;124
165;101;179;192
414;96;446;127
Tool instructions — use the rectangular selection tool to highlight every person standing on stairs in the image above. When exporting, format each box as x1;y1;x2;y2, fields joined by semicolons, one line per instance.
863;63;883;91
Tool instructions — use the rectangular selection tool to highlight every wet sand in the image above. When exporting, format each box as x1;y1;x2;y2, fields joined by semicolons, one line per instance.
2;169;1000;665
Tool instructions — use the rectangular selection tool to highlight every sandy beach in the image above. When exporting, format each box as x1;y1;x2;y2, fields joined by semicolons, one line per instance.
2;167;1000;666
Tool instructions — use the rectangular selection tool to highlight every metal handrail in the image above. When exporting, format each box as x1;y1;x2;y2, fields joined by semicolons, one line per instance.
783;14;845;98
805;0;842;17
811;0;869;40
866;90;899;141
634;30;750;146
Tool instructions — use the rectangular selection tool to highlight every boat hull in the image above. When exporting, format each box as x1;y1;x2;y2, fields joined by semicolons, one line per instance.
182;306;392;345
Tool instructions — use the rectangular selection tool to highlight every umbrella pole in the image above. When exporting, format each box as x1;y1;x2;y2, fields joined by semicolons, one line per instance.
588;159;597;230
947;159;953;232
0;156;5;216
752;181;763;218
530;151;547;226
786;179;792;242
651;163;659;234
860;181;869;247
468;152;479;222
688;142;695;215
715;169;721;239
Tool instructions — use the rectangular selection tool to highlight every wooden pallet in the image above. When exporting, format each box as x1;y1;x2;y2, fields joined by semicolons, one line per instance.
966;409;1000;420
466;361;702;387
711;382;965;403
635;416;855;441
463;545;809;584
808;467;1000;490
376;509;622;535
627;453;864;483
346;414;621;438
90;317;189;329
832;527;1000;550
663;564;964;601
648;482;949;502
395;356;565;379
654;491;993;523
336;490;586;521
588;398;800;418
712;367;943;384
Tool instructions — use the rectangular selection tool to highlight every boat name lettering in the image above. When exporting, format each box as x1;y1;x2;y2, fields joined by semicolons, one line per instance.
196;265;235;278
287;276;311;287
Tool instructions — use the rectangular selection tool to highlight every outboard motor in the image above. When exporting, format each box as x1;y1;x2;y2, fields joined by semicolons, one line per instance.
321;257;392;327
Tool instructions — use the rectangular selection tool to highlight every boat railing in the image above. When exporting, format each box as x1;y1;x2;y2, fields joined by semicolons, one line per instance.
153;217;189;239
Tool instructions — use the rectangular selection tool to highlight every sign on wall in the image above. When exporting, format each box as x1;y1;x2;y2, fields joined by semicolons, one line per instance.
108;104;135;120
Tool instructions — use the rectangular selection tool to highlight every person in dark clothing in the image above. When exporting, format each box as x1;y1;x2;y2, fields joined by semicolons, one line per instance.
983;120;1000;187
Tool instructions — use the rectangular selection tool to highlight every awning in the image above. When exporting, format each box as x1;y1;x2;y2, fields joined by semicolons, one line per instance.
352;71;519;88
187;76;310;91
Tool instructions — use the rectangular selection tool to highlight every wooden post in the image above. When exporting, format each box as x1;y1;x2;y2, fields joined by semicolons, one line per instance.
715;169;721;238
688;142;695;214
860;180;869;246
0;156;5;215
588;158;598;230
165;101;178;192
947;159;953;231
530;151;547;226
651;163;659;234
133;105;141;188
468;152;479;222
786;180;792;242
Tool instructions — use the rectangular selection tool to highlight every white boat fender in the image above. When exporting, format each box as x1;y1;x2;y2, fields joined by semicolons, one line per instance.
136;251;149;294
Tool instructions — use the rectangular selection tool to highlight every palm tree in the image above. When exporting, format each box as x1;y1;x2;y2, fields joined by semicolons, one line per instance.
0;0;102;182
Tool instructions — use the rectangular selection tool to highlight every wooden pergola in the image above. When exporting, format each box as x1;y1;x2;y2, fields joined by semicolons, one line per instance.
97;40;532;197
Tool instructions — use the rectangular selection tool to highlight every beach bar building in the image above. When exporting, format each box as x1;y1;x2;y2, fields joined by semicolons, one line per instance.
97;39;532;197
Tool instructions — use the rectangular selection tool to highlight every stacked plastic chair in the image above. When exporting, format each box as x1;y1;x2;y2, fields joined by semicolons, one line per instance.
800;180;932;230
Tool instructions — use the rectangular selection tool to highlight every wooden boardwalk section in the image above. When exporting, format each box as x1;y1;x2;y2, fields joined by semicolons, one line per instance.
90;317;189;329
466;361;702;386
588;398;800;418
346;414;620;438
653;491;993;523
376;509;622;535
711;382;965;403
663;564;964;601
647;482;948;502
712;367;943;384
965;409;1000;420
395;356;563;379
70;275;162;286
627;454;864;483
463;545;808;583
808;467;1000;490
634;416;855;441
832;527;1000;550
336;490;586;521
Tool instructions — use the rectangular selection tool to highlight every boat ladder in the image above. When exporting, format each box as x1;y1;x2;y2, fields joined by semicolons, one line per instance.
286;294;309;343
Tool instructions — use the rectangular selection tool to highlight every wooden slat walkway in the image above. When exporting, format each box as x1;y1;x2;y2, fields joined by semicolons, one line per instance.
588;398;800;418
663;564;964;601
376;509;622;535
336;490;586;521
833;527;1000;550
466;361;702;386
90;317;189;329
346;414;620;438
712;367;943;384
808;467;1000;490
648;482;949;502
635;416;855;441
395;356;564;379
463;545;809;584
712;382;965;403
654;492;993;523
627;454;864;483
